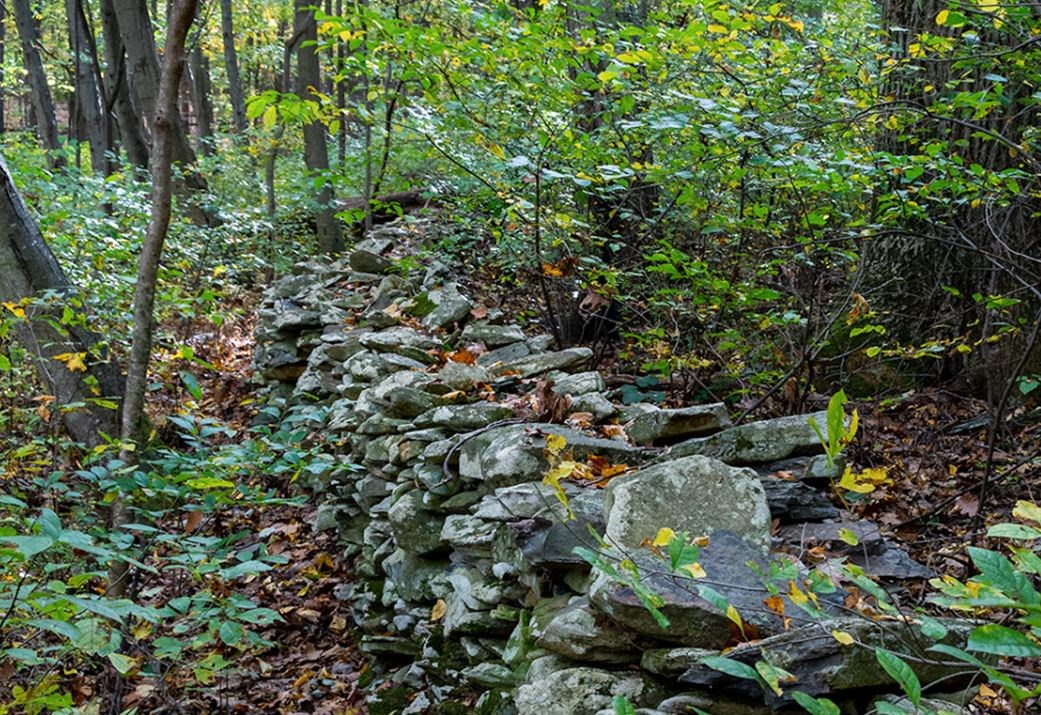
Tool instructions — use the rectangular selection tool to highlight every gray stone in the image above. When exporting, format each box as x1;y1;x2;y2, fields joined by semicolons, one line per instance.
359;326;440;353
384;386;439;418
417;402;514;431
604;455;771;552
508;488;607;568
462;322;527;347
760;477;840;522
570;392;618;421
551;371;606;397
677;617;980;702
312;503;343;532
589;532;794;646
515;667;663;715
381;549;449;601
626;404;731;445
387;491;445;554
461;423;647;489
491;347;594;378
536;597;641;663
422;283;473;329
873;696;969;715
657;693;772;715
477;341;532;367
641;647;718;678
439;361;492;390
441;514;500;556
349;248;394;274
462;662;518;688
668;411;827;465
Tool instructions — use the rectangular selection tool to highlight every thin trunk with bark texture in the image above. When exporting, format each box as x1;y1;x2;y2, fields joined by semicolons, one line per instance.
189;43;214;156
67;0;111;175
99;0;149;169
295;0;342;253
0;156;124;446
0;2;6;133
219;0;247;133
113;0;199;598
12;0;64;168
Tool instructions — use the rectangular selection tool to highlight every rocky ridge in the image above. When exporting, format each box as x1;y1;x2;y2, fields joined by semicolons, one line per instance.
253;219;974;714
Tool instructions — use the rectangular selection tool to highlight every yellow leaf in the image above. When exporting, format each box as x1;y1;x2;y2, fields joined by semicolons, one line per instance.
707;24;728;33
616;52;642;64
53;352;87;372
832;629;855;646
788;580;809;607
936;9;949;24
725;604;743;627
430;599;447;621
652;528;676;547
680;562;706;579
598;70;619;82
787;19;804;31
978;0;997;13
1013;500;1041;526
545;434;567;456
2;302;25;318
488;143;506;160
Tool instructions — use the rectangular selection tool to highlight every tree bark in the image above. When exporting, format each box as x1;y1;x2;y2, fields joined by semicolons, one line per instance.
11;0;65;169
188;42;214;156
0;156;124;446
67;0;112;175
0;1;6;134
98;0;150;169
219;0;247;133
295;0;343;253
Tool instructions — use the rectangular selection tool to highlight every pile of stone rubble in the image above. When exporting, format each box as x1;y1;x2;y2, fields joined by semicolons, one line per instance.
253;219;976;715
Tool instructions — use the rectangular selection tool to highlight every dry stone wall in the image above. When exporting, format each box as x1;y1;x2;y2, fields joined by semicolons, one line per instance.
253;219;970;715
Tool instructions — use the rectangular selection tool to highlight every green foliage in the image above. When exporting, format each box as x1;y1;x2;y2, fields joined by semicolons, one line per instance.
808;390;859;469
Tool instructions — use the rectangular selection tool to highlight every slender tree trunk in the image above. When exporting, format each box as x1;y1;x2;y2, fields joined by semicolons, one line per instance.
112;0;198;598
0;2;6;134
0;156;124;446
188;43;214;156
99;0;150;169
219;0;247;133
67;0;111;175
11;0;64;168
295;0;342;253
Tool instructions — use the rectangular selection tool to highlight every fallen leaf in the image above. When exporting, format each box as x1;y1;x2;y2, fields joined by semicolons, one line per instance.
430;599;446;621
953;493;979;517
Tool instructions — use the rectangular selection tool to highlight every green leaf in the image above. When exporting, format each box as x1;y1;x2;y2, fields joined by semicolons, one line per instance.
873;703;911;715
874;649;921;707
108;652;137;674
791;691;840;715
968;624;1041;657
987;524;1041;540
219;620;245;646
180;371;204;401
612;695;636;715
699;655;761;683
7;534;55;558
186;477;236;490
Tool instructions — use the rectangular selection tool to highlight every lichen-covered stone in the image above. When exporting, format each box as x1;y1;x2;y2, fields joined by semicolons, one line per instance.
668;411;827;465
515;667;663;715
625;403;731;444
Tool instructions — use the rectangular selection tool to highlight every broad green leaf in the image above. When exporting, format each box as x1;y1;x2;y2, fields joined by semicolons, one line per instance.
612;695;636;715
180;371;204;401
874;649;921;706
790;691;840;715
186;477;236;490
108;652;137;674
968;624;1041;657
699;655;760;682
219;621;245;646
987;524;1041;540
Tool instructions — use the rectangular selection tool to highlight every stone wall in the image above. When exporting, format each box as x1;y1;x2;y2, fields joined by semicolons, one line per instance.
253;220;969;715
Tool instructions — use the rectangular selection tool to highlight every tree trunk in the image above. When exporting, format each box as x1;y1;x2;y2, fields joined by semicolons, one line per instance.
11;0;65;169
112;0;198;599
0;157;124;446
67;0;112;175
188;43;214;156
219;0;247;133
99;0;150;169
295;0;343;253
0;1;6;134
111;0;220;227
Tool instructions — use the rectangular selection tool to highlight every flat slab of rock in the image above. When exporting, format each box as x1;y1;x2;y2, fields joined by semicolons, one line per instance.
491;347;593;378
604;455;771;552
625;404;731;445
589;532;795;646
760;477;840;522
668;411;826;465
536;597;642;663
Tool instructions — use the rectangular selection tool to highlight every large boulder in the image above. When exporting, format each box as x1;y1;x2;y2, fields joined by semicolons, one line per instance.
604;455;771;552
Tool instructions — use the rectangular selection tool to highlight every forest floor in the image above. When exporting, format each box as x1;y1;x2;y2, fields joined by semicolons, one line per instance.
141;283;1041;714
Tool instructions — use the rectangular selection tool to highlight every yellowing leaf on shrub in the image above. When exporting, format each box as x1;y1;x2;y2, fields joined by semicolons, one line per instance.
832;629;855;646
788;581;809;607
545;434;567;457
838;466;890;494
1013;500;1041;526
725;604;743;627
2;301;25;318
936;9;949;24
838;528;860;546
653;528;676;547
53;352;87;372
430;599;447;621
680;561;706;579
